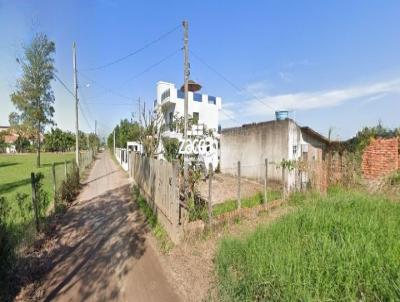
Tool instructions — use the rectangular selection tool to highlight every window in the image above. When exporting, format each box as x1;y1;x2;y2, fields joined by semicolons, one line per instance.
208;95;216;104
293;145;297;155
192;112;199;125
193;93;202;102
169;112;174;130
161;89;170;102
177;90;184;99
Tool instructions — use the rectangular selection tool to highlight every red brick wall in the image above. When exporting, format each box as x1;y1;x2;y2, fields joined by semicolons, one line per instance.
362;138;399;179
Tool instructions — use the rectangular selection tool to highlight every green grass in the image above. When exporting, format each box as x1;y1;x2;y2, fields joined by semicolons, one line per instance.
212;190;281;217
132;186;174;253
0;152;75;227
216;188;400;301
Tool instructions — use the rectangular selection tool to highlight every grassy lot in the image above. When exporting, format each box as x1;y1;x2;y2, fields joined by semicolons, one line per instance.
212;190;281;216
0;152;75;226
216;187;400;301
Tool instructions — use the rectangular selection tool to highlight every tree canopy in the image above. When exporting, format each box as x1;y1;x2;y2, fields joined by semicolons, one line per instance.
10;33;56;167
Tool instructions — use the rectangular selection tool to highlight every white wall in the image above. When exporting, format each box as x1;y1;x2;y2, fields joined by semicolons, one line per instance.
156;81;221;133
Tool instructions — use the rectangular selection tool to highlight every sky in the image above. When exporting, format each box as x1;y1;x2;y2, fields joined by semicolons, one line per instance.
0;0;399;140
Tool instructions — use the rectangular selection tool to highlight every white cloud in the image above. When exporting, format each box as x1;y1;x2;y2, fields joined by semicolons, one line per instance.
241;78;400;118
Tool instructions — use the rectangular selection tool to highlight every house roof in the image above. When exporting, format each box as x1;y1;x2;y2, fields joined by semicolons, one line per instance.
300;126;330;144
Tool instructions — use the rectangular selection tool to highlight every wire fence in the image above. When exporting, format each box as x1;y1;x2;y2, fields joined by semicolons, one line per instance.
0;150;97;249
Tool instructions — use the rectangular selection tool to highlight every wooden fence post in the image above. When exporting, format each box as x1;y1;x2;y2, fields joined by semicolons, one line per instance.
64;160;68;178
52;162;57;204
282;161;287;200
237;161;241;209
264;158;268;209
208;163;213;228
31;172;40;232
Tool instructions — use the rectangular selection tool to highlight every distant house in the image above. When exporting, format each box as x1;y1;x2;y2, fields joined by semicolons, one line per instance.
0;125;16;153
0;125;41;153
220;117;329;189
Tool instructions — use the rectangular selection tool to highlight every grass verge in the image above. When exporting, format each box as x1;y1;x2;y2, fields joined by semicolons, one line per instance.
212;190;281;217
216;187;400;301
132;185;173;253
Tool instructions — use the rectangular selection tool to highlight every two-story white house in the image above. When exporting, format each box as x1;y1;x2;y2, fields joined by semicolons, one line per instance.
154;81;222;168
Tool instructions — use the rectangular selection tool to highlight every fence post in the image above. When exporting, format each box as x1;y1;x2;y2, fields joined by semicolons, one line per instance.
237;161;241;209
52;162;56;204
64;160;68;178
208;163;213;228
282;161;287;200
31;172;40;232
264;158;268;209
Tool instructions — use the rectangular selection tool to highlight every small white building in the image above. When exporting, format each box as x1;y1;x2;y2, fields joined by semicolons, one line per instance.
127;141;143;154
154;81;222;169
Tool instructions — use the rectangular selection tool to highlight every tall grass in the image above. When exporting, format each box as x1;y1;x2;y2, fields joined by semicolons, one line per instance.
213;190;281;217
216;188;400;301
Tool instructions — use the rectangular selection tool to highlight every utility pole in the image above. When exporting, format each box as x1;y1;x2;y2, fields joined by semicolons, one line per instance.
183;20;189;204
95;120;97;136
138;97;141;125
73;42;79;166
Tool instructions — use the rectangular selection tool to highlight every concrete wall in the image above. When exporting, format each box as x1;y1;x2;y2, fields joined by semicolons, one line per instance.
220;119;327;187
220;119;290;182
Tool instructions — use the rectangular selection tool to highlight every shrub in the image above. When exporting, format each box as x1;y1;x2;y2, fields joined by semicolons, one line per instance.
56;164;80;204
16;192;31;223
216;189;400;301
33;173;50;220
0;196;15;297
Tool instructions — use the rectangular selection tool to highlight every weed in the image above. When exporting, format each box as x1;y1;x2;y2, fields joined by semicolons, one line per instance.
132;185;174;253
216;188;400;301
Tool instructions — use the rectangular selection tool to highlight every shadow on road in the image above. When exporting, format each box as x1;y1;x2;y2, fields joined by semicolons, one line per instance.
13;183;148;302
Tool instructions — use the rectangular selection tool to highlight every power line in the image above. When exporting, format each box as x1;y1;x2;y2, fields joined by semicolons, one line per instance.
79;71;133;100
79;49;180;101
220;108;242;126
118;48;180;88
54;73;75;97
190;50;276;112
81;24;181;71
79;102;94;132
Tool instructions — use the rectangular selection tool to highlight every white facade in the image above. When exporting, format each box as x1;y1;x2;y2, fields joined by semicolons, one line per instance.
154;81;222;169
155;81;222;136
127;141;143;154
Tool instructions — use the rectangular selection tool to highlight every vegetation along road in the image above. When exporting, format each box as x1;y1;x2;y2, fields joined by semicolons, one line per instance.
19;151;180;301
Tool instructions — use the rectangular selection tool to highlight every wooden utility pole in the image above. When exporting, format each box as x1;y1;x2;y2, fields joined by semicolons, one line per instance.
183;20;189;204
138;97;141;125
73;42;79;166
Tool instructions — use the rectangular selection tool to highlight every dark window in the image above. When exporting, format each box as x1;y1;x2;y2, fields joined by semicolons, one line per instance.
208;95;216;104
177;90;185;99
169;112;174;130
193;93;202;102
193;112;199;125
161;89;170;102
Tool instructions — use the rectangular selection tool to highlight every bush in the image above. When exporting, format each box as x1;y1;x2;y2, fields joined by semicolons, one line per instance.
33;173;50;220
56;164;80;204
0;196;15;298
216;189;400;301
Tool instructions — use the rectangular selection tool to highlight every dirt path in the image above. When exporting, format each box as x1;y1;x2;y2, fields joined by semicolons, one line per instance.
29;152;181;302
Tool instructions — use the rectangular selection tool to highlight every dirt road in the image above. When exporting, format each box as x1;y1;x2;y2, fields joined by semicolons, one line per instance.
36;152;180;302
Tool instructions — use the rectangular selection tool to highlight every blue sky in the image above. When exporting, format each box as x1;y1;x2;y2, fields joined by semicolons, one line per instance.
1;0;399;140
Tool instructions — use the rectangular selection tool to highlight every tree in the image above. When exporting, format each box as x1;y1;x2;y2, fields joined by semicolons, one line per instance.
10;33;56;167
